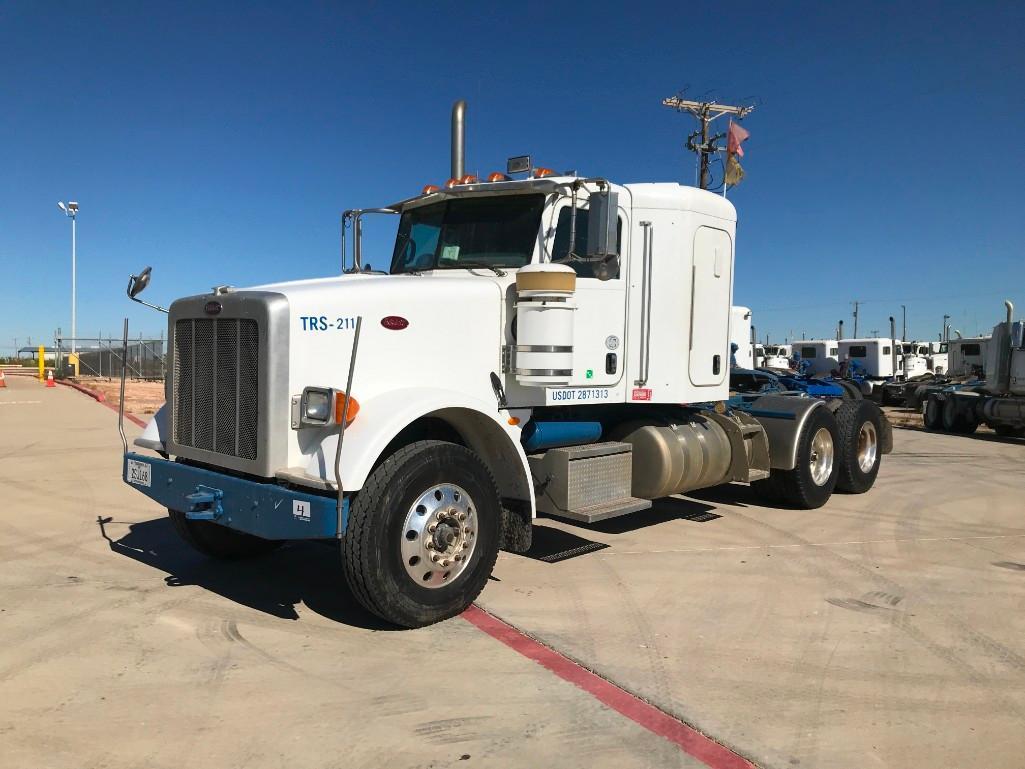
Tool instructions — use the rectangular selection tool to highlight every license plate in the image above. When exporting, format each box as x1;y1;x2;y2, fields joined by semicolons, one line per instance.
127;459;152;487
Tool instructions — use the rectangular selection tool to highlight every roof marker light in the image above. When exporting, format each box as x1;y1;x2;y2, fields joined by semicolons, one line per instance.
460;174;478;184
533;167;554;178
422;184;440;195
487;172;510;182
444;178;460;188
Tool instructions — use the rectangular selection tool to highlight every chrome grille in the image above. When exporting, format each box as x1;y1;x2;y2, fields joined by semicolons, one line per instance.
173;318;259;460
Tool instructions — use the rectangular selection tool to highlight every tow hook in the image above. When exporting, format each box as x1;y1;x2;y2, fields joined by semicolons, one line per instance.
185;485;225;521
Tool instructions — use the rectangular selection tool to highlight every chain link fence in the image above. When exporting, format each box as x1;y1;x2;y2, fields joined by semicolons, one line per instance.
54;336;166;380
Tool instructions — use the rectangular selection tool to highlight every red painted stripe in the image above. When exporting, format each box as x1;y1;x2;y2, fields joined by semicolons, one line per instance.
462;605;755;769
57;379;148;427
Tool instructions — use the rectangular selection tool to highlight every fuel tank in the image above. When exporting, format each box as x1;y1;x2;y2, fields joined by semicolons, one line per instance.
612;414;733;499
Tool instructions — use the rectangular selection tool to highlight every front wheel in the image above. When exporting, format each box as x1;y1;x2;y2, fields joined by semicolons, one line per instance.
342;440;502;628
835;401;882;493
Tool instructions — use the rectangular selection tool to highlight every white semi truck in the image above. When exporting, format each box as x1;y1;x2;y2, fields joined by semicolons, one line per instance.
924;302;1025;436
121;102;889;627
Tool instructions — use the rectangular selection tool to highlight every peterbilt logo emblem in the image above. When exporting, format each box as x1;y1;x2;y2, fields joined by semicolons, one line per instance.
204;301;222;315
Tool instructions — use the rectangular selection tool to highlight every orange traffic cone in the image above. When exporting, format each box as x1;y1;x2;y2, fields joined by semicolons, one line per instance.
0;370;6;388
45;370;55;388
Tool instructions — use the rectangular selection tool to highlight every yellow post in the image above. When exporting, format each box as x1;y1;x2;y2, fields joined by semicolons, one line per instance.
38;345;44;381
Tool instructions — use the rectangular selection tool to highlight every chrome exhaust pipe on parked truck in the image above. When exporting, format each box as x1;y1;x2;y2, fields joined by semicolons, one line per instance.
451;99;466;180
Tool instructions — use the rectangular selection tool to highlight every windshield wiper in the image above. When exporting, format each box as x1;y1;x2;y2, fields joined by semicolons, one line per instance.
439;261;507;276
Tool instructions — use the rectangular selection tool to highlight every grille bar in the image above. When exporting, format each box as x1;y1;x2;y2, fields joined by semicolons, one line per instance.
173;317;259;460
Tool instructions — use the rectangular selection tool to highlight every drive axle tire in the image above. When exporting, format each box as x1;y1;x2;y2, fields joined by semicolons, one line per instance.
756;406;839;510
837;380;863;401
169;510;282;559
923;395;944;430
835;401;882;493
942;396;978;434
343;440;501;629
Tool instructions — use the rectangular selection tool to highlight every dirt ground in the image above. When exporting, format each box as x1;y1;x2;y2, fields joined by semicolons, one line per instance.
70;376;166;415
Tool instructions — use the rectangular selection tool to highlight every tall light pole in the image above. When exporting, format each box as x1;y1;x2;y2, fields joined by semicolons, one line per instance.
57;201;79;353
942;313;951;342
901;304;907;341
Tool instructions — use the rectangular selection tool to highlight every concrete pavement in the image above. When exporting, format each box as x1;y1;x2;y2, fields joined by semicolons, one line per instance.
2;371;1024;768
0;375;706;769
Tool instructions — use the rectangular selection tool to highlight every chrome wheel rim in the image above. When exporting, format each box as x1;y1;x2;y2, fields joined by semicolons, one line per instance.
857;422;878;473
809;428;834;486
400;484;477;588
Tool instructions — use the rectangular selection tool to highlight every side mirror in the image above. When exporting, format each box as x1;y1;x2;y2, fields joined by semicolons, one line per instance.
128;266;152;298
126;265;168;313
586;189;619;262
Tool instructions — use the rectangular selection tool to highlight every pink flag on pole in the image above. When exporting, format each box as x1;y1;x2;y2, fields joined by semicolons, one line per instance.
727;120;750;157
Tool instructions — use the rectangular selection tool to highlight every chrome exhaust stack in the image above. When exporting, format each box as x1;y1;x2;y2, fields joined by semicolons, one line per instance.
451;100;466;180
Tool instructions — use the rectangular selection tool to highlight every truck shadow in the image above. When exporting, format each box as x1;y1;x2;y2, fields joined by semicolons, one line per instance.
97;515;397;631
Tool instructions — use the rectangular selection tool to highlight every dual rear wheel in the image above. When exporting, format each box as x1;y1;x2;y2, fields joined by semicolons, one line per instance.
755;401;882;508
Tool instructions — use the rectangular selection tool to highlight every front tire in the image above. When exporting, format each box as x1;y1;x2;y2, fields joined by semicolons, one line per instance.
169;510;282;559
342;440;501;628
835;401;882;493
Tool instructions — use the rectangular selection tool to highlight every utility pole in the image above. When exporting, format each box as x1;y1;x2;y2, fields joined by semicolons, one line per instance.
662;95;754;190
901;305;907;341
852;301;860;338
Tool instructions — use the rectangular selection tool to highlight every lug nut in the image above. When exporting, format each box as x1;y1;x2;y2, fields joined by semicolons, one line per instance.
454;554;463;562
431;554;440;563
425;541;434;550
428;523;437;533
458;513;466;521
462;542;469;549
463;527;471;534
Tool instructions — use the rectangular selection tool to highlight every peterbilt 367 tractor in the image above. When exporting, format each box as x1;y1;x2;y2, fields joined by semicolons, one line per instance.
121;102;889;627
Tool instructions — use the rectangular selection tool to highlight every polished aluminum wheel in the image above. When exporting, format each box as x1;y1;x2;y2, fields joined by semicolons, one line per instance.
809;427;834;486
857;421;878;473
400;484;477;588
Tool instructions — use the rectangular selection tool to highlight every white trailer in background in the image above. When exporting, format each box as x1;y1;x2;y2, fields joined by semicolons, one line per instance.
793;340;839;376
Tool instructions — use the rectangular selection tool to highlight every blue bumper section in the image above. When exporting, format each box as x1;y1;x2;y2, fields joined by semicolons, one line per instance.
122;452;345;540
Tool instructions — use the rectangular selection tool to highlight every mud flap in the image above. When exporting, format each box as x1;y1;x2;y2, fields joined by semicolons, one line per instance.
879;412;894;454
501;498;532;553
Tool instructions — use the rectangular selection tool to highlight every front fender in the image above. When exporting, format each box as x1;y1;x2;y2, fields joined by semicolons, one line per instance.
134;404;169;453
289;387;535;514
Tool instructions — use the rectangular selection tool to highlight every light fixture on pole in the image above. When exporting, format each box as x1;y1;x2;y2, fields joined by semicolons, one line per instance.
57;201;79;354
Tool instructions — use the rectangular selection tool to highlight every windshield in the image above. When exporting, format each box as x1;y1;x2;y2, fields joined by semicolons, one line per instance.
390;194;546;274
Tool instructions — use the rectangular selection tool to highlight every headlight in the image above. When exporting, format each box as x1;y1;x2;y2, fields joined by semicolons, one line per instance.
294;386;360;429
303;388;333;423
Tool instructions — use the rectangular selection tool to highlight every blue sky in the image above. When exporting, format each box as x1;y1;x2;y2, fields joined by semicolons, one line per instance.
1;1;1023;353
